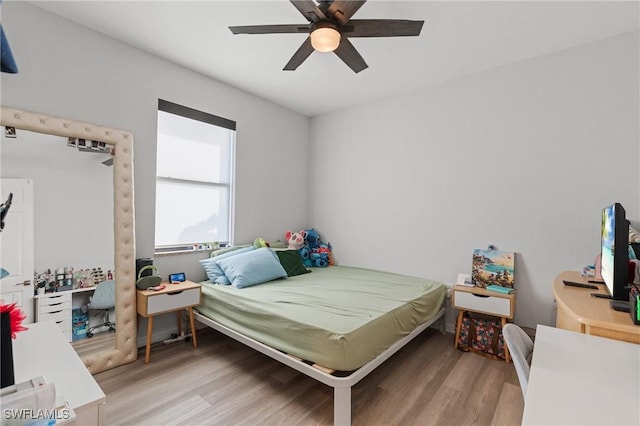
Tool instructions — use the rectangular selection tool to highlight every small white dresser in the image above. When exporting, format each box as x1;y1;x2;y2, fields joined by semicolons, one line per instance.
34;292;73;341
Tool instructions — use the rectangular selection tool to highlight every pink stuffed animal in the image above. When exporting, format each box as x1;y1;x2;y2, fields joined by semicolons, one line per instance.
285;230;307;250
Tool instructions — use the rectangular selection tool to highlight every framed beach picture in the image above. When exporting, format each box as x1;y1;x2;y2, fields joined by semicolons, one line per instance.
472;247;515;288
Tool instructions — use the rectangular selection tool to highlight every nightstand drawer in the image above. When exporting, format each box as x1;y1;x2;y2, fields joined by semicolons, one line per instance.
453;290;512;317
146;288;200;315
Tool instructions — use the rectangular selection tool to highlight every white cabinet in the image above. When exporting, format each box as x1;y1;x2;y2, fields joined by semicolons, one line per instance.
35;292;72;341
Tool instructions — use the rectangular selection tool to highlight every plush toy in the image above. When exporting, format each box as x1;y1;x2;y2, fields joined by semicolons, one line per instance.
304;228;321;249
310;242;333;267
310;252;328;268
287;228;334;267
285;230;307;250
299;246;312;267
253;237;270;248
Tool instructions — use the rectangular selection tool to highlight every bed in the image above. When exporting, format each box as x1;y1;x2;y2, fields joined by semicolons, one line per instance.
194;256;446;425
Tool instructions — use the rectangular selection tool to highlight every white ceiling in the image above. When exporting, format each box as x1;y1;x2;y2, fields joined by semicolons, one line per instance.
30;1;640;117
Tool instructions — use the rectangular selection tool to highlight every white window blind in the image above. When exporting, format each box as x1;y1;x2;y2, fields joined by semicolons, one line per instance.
155;100;235;251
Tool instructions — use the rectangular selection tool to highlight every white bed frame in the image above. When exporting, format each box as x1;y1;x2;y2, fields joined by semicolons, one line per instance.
194;307;446;426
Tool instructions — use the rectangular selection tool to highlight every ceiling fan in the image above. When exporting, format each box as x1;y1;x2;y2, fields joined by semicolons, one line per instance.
229;0;424;73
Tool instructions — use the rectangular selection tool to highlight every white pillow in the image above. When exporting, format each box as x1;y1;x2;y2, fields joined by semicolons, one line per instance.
215;247;287;289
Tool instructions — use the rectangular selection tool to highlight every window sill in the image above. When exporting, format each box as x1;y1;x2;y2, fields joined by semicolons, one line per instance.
154;247;211;257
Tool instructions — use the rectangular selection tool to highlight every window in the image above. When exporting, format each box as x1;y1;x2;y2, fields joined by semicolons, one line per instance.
155;100;235;252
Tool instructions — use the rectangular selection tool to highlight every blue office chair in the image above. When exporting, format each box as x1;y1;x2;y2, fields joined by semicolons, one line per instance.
87;280;116;337
503;323;534;399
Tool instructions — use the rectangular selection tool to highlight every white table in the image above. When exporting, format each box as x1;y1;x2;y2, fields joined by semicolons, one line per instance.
523;325;640;426
12;321;106;425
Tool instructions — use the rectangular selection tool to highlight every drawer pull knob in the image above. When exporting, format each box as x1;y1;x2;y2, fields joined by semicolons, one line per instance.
167;291;184;296
472;293;490;298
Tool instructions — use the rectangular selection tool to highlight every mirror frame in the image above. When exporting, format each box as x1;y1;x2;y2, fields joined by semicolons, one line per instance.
1;106;136;373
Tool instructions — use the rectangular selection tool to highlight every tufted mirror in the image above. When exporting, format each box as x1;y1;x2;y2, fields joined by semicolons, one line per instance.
0;106;136;374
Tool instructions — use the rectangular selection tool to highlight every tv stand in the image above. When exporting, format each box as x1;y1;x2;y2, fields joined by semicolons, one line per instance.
610;300;630;312
553;271;640;344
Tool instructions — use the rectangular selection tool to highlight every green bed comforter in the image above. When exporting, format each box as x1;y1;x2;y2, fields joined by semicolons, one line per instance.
197;265;446;371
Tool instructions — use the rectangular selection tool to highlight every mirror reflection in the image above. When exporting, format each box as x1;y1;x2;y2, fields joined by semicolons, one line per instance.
1;129;116;358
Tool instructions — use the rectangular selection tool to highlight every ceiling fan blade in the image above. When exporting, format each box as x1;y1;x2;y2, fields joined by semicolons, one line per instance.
290;0;326;23
334;37;368;73
229;24;310;35
283;37;314;71
344;19;424;37
326;1;367;25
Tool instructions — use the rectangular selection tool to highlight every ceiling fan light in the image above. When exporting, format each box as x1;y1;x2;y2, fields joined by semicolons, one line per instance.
310;27;340;52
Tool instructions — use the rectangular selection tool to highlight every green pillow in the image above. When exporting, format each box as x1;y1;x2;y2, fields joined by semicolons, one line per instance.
275;250;310;277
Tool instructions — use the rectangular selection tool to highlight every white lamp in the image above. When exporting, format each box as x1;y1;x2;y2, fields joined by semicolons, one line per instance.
310;25;340;52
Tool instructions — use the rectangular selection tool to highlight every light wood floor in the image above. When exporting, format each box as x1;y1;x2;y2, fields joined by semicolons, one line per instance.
72;330;115;358
94;327;524;426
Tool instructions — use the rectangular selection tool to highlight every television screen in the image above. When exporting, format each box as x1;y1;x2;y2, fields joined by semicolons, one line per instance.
600;203;629;304
601;205;616;291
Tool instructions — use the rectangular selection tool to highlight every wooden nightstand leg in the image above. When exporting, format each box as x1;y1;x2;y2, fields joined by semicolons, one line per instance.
145;316;153;364
176;309;183;336
188;307;197;348
501;317;511;363
454;310;465;349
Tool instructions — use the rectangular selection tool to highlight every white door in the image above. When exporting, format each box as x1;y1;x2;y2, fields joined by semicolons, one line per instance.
0;178;34;323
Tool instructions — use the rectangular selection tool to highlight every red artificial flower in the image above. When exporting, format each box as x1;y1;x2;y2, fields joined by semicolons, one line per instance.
0;302;28;339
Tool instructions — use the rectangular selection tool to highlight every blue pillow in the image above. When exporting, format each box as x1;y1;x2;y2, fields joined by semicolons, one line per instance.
199;246;256;285
215;247;287;289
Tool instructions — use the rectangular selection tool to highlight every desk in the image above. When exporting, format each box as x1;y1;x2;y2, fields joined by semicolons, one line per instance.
553;271;640;343
522;325;639;426
13;321;106;425
34;287;98;342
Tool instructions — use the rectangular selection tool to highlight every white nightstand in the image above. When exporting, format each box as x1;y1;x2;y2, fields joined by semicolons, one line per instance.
136;280;202;363
452;285;516;362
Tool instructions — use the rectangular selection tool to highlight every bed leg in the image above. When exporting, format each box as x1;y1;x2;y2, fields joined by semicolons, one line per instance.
334;386;351;426
440;314;446;334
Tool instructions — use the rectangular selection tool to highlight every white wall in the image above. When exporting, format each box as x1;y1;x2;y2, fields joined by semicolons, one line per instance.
309;31;640;329
3;2;638;334
1;131;114;273
1;1;310;272
1;2;310;341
